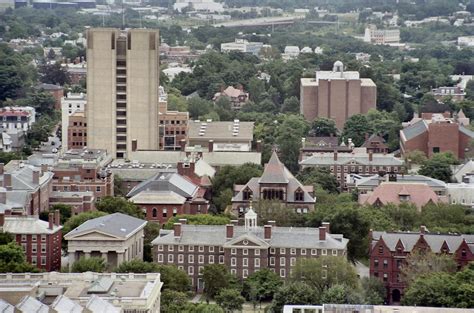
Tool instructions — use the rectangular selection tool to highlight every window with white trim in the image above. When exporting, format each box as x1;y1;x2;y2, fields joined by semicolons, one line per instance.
243;248;248;255
209;246;214;253
219;255;224;264
158;245;164;251
231;248;236;255
255;249;260;256
41;244;46;254
199;266;204;275
243;269;248;278
280;248;286;254
255;258;260;268
280;269;286;277
209;255;214;264
178;245;184;252
158;254;163;262
188;255;194;263
32;235;37;242
280;257;286;266
270;257;275;266
243;258;248;267
178;254;184;263
32;245;37;253
231;257;236;267
301;249;307;255
322;249;327;255
41;256;46;265
188;266;194;275
199;246;204;252
219;246;224;253
21;235;27;242
41;235;46;242
290;257;296;266
270;248;275;254
168;254;174;263
168;245;174;252
198;255;204;264
231;269;237;275
332;249;337;256
189;246;194;252
32;256;37;265
290;248;296;255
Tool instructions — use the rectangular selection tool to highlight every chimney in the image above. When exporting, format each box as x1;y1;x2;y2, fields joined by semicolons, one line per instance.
230;219;239;226
132;139;138;152
264;225;272;240
420;225;427;234
208;140;214;153
4;174;12;191
0;163;4;175
41;164;48;175
322;222;330;233
33;170;40;185
0;213;4;227
333;151;338;161
178;218;187;224
48;212;54;230
319;226;327;241
369;151;373;162
179;139;186;151
0;190;6;204
226;224;234;239
174;223;182;237
256;140;262;152
268;220;276;227
54;209;60;226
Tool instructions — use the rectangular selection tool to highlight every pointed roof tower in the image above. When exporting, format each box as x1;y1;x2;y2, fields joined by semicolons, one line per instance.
258;151;290;184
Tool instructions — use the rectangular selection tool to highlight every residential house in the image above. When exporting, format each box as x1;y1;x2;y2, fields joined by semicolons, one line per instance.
213;86;249;110
432;86;466;102
0;106;35;132
361;134;389;154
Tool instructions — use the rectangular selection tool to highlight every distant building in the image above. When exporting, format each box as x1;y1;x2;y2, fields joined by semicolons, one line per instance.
158;86;189;151
432;86;466;102
174;0;224;12
370;228;474;304
364;25;400;45
300;61;377;129
36;83;64;111
453;160;474;183
457;35;474;47
221;39;264;56
282;46;300;60
0;272;162;313
300;136;353;157
65;213;147;269
0;0;14;11
0;106;35;132
300;149;405;191
213;86;249;110
361;134;389;154
0;210;62;271
447;183;474;208
232;151;315;217
152;213;348;290
400;112;474;159
63;61;87;84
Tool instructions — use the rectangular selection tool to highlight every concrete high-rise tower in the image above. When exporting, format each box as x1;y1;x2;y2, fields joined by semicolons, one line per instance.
86;28;159;158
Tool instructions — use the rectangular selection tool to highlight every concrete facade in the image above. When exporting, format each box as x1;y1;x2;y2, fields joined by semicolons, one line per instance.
86;28;159;159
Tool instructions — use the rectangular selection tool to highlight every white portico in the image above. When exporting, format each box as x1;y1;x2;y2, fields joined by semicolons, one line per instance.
65;213;147;270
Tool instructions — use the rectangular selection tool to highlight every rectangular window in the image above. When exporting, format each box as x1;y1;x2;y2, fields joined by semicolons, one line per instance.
301;249;307;255
322;249;327;256
280;257;286;266
168;254;174;263
255;249;260;256
231;269;237;275
168;245;174;252
280;269;286;278
21;235;27;242
199;246;204;252
383;273;388;282
383;259;388;268
41;256;46;265
290;257;296;266
243;249;248;255
290;248;296;255
32;256;37;265
219;246;224;253
188;266;194;275
158;254;163;262
374;259;379;268
178;266;184;271
270;248;275;254
231;248;236;255
32;235;37;242
280;248;286;255
198;255;204;264
209;255;214;264
41;244;46;254
219;255;224;264
178;254;184;263
178;245;184;252
231;257;236;267
311;249;317;256
188;255;194;263
158;245;163;251
332;249;337;256
32;245;37;253
189;246;194;252
270;257;275;266
21;243;27;252
255;258;260;268
243;258;248;267
96;186;101;192
243;269;248;278
209;246;214;253
199;266;204;275
41;235;46;242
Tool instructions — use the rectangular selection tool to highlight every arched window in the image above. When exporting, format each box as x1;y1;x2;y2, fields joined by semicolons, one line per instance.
243;188;252;201
162;208;167;218
152;208;157;218
295;189;304;201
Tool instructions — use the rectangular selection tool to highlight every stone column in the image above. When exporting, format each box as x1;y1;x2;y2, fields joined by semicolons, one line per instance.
117;252;124;266
101;252;108;261
68;252;76;271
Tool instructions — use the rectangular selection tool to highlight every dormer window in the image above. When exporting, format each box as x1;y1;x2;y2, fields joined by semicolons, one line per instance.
399;195;410;202
295;189;304;201
243;188;252;201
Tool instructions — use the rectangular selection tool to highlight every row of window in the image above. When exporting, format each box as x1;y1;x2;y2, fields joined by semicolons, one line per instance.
21;234;47;242
71;132;87;137
22;243;47;254
159;120;187;125
53;185;102;192
330;165;401;174
164;130;186;136
31;256;47;266
151;207;178;218
158;254;225;265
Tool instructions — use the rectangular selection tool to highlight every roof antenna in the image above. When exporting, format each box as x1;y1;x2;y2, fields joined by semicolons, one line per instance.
121;0;125;30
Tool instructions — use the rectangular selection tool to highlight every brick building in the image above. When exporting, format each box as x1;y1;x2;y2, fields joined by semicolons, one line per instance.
400;112;474;159
299;149;405;191
300;61;376;129
67;111;87;149
232;151;316;217
370;228;474;304
0;210;62;271
213;86;249;111
432;86;466;103
152;211;348;290
61;92;86;151
158;86;189;151
361;134;389;154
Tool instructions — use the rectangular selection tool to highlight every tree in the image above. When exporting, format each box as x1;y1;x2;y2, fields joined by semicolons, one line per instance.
215;288;245;312
144;222;161;262
96;196;144;218
296;167;339;194
0;232;13;245
401;250;457;284
62;211;108;235
404;149;427;165
39;62;70;85
271;282;319;312
28;91;56;115
71;257;106;273
341;114;372;147
418;152;458;182
281;96;300;113
39;204;72;225
0;242;38;273
163;214;230;230
242;268;283;303
161;290;189;313
360;277;385;305
187;97;212;119
309;117;338;137
202;264;236;301
320;284;363;304
113;175;127;196
290;257;359;294
276;114;309;173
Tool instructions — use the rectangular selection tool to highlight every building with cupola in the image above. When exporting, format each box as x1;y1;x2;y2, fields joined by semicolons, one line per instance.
152;209;348;291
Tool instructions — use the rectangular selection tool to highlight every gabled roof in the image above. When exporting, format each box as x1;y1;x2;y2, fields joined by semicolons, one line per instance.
400;120;428;141
64;213;146;240
361;134;387;148
259;151;290;184
129;190;187;205
459;125;474;138
223;232;270;248
51;295;84;313
127;172;198;199
85;295;121;313
16;296;49;313
3;215;62;234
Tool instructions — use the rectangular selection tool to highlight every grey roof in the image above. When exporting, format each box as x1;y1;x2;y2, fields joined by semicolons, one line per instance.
37;83;63;91
152;224;348;250
355;174;447;190
300;152;404;167
372;231;474;253
459;125;474;138
400;120;428;141
259;152;289;184
3;216;62;234
0;164;53;191
64;213;146;240
16;296;49;313
127;172;198;199
0;299;14;313
51;295;84;313
108;168;162;181
129;191;187;205
0;189;31;213
188;121;254;141
85;295;121;313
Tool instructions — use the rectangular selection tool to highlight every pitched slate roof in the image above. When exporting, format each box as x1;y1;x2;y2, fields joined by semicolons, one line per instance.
16;296;49;313
64;213;146;240
129;191;187;205
127;172;198;199
85;295;121;313
372;230;474;253
51;295;84;313
361;134;387;148
355;174;447;190
3;216;62;234
300;152;404;167
459;125;474;138
152;224;348;250
400;120;428;141
259;151;290;184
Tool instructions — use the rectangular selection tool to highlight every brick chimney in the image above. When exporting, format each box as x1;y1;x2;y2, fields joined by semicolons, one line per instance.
48;212;54;230
54;209;60;226
0;190;6;204
230;220;239;226
33;170;40;185
322;222;330;233
131;139;138;152
0;213;4;227
41;164;48;175
256;140;262;152
179;139;186;151
226;224;234;239
4;173;12;191
177;161;195;179
0;163;4;175
174;223;182;237
369;152;373;162
264;225;272;240
319;226;327;241
208;140;214;152
333;151;338;161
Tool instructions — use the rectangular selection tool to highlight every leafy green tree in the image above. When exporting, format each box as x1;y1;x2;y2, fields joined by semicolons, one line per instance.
163;214;230;230
144;222;161;262
113;175;127;196
161;290;189;313
281;96;300;113
290;257;359;294
271;282;319;312
71;257;106;273
0;152;23;165
341;114;372;147
96;196;144;218
360;277;385;305
320;284;364;304
39;204;72;225
188;97;212;119
276;114;309;173
215;288;245;312
404;149;427;165
296;167;339;194
212;189;233;212
39;62;70;85
309;117;338;137
0;232;14;245
401;250;457;284
248;76;266;103
418;152;458;182
242;268;283;302
0;242;38;273
253;200;306;227
116;259;159;273
62;211;108;235
202;264;237;301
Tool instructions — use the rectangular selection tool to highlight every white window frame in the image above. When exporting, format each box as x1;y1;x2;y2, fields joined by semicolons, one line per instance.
188;266;194;275
255;258;260;268
290;257;296;266
231;248;236;255
189;246;194;252
243;269;248;278
322;249;327;256
270;257;275;266
280;268;286;278
198;246;204;252
168;254;174;263
157;254;163;262
219;255;224;264
188;255;194;263
209;246;214;253
301;249;307;255
280;248;286;255
198;255;204;264
41;256;46;265
243;258;248;267
270;248;275;254
290;248;296;255
178;245;184;252
231;257;237;267
243;248;248;255
255;249;260;256
168;245;174;252
332;249;337;256
280;257;286;266
178;254;184;264
209;255;214;264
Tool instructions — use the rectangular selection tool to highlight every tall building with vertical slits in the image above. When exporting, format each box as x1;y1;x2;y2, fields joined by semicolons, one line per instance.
86;28;159;159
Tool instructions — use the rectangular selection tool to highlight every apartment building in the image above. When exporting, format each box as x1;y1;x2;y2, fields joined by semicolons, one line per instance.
86;28;160;158
61;92;86;151
0;107;35;132
158;86;189;151
0;210;62;271
152;212;348;290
